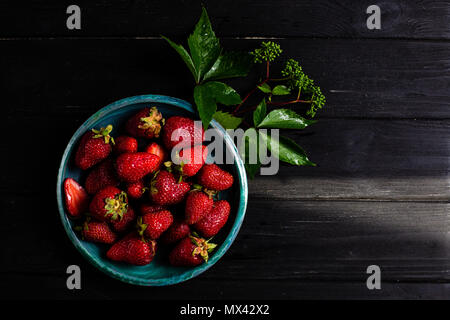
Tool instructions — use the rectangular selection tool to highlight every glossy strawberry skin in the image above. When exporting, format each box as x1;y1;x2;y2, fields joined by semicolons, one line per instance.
169;237;203;266
89;186;128;222
110;207;136;234
150;170;191;205
197;164;234;191
75;131;112;170
126;180;146;199
84;159;119;195
177;145;208;177
185;191;213;225
114;136;138;154
125;107;163;139
160;219;190;245
145;142;166;168
106;233;156;266
194;200;231;237
64;178;89;218
116;152;160;182
162;116;204;150
82;221;117;244
140;203;167;215
141;210;173;240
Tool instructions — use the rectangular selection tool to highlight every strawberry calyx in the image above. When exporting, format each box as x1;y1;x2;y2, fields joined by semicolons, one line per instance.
136;216;148;239
150;170;160;195
189;233;217;262
92;124;115;145
104;191;128;221
191;184;217;199
138;107;164;137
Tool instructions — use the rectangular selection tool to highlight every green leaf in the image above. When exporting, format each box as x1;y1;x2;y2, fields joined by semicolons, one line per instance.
253;99;267;127
257;109;317;129
194;84;216;130
272;85;291;95
162;36;198;81
203;51;253;81
188;7;221;83
259;132;316;166
257;83;272;93
194;81;242;129
241;128;261;179
204;81;241;106
213;111;243;129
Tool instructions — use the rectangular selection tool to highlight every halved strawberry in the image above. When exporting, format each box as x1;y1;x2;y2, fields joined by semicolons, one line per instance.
64;178;89;218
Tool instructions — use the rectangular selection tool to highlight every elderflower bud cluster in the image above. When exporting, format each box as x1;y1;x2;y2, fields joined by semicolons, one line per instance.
251;41;282;63
307;86;326;117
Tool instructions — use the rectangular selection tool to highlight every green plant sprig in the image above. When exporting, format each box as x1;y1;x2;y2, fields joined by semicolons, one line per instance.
162;8;326;178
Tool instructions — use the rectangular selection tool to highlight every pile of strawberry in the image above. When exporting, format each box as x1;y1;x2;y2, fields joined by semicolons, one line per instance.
63;107;234;267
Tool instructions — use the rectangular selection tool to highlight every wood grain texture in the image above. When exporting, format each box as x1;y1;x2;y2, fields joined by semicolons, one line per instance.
0;1;449;39
1;39;449;120
1;197;449;299
0;2;449;299
2;117;448;201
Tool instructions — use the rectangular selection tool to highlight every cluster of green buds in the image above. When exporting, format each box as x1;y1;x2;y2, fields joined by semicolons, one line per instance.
281;59;314;91
307;86;326;117
281;58;326;117
250;41;282;63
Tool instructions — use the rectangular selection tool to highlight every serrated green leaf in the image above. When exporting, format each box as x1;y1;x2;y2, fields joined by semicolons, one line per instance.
272;85;291;95
257;109;317;129
253;99;267;127
204;81;241;106
241;128;261;179
194;84;216;130
162;36;198;81
257;83;272;93
213;111;243;129
259;131;316;166
188;7;221;83
203;51;253;81
194;81;241;128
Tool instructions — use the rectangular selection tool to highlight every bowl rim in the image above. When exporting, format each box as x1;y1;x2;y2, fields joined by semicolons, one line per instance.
56;94;248;286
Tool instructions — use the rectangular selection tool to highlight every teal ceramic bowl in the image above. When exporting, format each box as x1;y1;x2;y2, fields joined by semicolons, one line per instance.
56;94;248;286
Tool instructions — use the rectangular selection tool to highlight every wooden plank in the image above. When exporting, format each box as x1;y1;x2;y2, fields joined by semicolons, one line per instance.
0;1;449;39
1;39;449;120
2;116;448;201
250;119;450;201
1;274;448;299
1;198;448;299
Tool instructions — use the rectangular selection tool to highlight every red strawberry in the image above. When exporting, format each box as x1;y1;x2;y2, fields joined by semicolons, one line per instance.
110;207;136;234
160;219;190;244
106;232;156;266
140;203;167;215
150;170;190;205
81;220;117;244
75;125;115;170
84;159;119;195
169;235;217;267
114;136;138;154
194;200;230;237
197;164;234;191
126;180;147;199
145;142;166;168
125;107;164;139
176;145;208;177
185;190;213;225
162;116;204;150
64;178;89;218
116;152;160;182
89;186;128;222
138;210;173;240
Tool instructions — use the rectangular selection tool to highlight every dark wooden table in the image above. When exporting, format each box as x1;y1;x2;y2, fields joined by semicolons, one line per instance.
1;1;449;300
